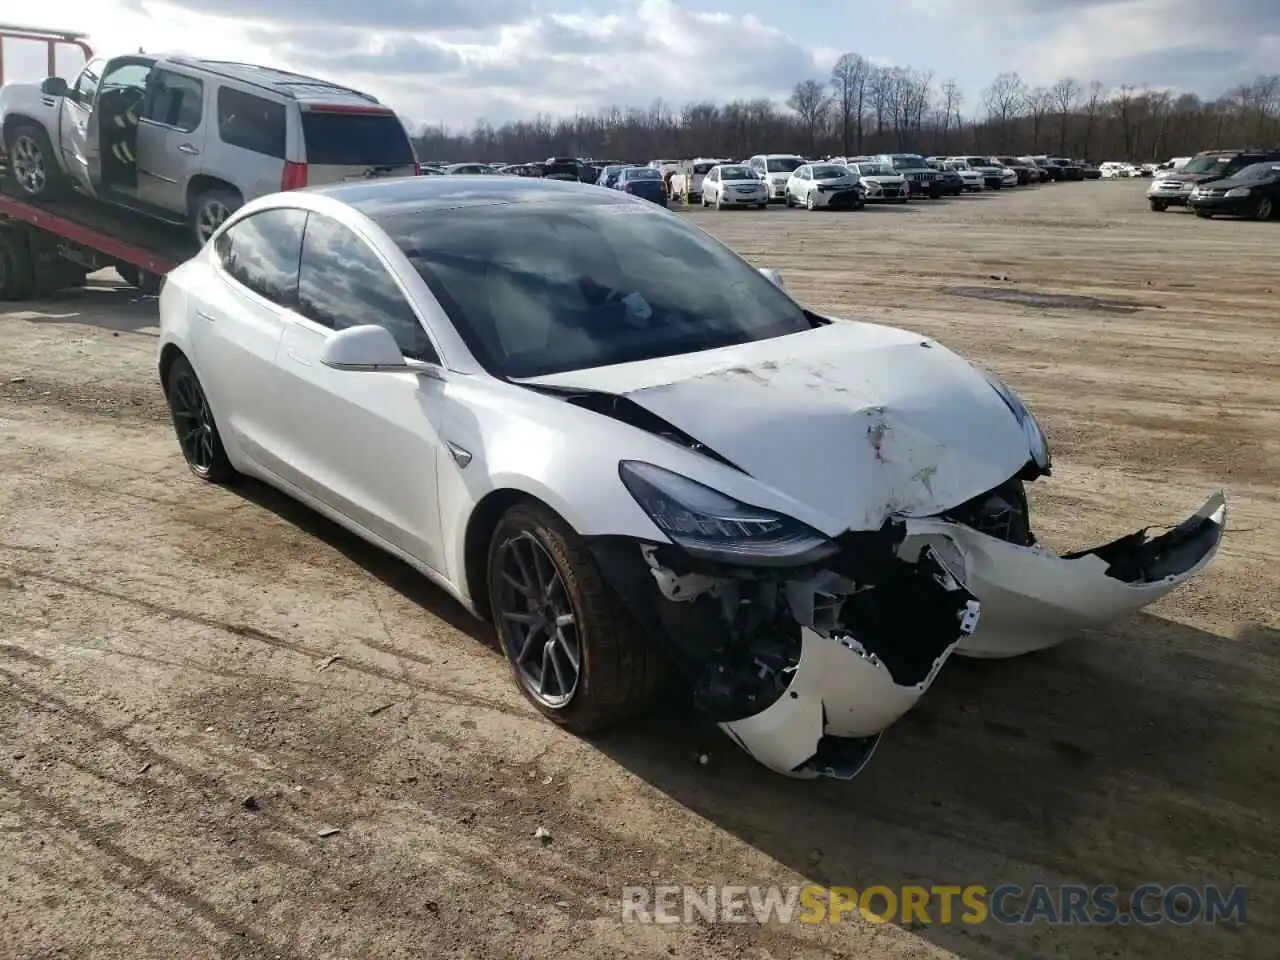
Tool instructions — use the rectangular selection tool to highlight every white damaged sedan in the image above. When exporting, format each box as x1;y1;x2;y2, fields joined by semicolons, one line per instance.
157;176;1226;780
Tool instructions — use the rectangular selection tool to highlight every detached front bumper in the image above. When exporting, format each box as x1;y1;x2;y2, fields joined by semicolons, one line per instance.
898;492;1226;658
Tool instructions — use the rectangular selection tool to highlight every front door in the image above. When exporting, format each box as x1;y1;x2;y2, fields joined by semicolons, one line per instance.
274;211;447;572
189;206;308;478
57;57;104;192
136;67;208;214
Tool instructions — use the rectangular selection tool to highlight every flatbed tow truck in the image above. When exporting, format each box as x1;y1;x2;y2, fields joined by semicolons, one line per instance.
0;23;195;300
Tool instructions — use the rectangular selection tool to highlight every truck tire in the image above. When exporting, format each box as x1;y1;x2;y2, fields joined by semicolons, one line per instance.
0;226;34;301
4;122;69;202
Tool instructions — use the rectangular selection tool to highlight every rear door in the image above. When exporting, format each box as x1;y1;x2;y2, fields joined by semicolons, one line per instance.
298;105;418;185
136;67;208;214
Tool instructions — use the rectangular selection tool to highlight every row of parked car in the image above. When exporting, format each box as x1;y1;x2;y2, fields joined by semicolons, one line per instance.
559;152;1100;211
1142;148;1280;221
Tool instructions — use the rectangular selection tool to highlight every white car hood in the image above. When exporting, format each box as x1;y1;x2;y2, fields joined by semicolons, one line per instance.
523;321;1031;532
861;175;906;185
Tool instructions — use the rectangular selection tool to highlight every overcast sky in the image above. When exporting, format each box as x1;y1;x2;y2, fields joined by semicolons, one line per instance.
4;1;1276;130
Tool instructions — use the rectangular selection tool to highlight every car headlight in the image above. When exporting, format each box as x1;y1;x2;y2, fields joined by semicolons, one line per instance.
1225;186;1251;198
978;369;1051;473
618;460;838;566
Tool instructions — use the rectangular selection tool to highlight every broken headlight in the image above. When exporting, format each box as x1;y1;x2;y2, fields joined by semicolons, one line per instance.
978;369;1051;472
618;460;838;567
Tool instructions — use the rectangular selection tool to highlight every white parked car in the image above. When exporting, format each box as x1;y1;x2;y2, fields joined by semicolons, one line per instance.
784;163;865;209
746;153;805;201
157;175;1227;780
843;161;908;202
700;163;769;208
1099;162;1135;178
669;159;717;201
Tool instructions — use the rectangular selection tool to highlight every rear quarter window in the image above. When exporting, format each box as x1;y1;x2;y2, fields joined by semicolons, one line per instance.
300;110;415;165
217;87;286;159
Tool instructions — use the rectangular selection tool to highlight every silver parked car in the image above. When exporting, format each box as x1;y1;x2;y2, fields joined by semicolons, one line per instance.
0;54;420;244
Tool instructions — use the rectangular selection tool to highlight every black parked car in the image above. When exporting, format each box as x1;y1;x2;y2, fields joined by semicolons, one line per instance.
995;157;1037;185
1187;161;1280;220
927;160;965;196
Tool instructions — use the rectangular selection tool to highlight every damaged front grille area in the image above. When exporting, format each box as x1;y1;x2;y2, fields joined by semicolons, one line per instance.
586;529;980;777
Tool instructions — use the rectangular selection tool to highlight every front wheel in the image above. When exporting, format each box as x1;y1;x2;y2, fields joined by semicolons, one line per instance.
806;191;817;210
897;196;908;204
1149;199;1168;212
165;356;237;483
5;123;69;201
487;502;659;732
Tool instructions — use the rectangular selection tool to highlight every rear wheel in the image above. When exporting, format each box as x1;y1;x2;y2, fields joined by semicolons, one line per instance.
1194;209;1213;219
165;356;237;483
5;123;69;201
189;187;243;247
0;226;34;301
488;502;659;732
1250;196;1274;221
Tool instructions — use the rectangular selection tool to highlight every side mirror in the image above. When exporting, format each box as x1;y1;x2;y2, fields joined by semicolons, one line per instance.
320;325;407;371
758;268;786;291
40;76;69;97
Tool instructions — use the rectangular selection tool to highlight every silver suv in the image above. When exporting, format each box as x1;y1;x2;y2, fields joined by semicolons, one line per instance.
1;55;420;244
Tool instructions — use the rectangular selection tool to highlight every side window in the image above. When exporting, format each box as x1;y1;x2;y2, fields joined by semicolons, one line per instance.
214;208;306;307
217;87;287;159
142;70;204;132
1227;154;1263;174
297;213;437;363
73;58;104;104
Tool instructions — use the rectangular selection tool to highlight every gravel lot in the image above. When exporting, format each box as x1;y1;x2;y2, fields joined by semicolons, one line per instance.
1;179;1276;959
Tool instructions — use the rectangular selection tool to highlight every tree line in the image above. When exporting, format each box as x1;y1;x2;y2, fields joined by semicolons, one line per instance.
411;53;1280;165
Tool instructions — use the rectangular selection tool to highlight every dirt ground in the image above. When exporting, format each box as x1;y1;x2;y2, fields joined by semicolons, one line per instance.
1;180;1276;959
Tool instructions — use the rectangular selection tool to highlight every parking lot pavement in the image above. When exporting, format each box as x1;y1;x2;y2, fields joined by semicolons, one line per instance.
1;181;1276;959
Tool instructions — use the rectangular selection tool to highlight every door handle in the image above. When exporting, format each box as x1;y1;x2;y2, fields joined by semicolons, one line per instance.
195;309;215;322
286;349;311;366
177;143;199;155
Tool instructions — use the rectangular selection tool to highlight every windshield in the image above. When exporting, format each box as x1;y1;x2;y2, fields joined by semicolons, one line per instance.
301;111;415;165
855;163;891;176
624;168;661;180
765;157;803;173
811;165;848;179
377;201;812;379
1181;155;1232;174
720;166;754;180
889;155;927;170
692;162;714;174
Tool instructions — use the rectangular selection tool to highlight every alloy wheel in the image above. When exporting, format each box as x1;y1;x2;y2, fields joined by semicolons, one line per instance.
170;369;217;474
494;532;581;708
196;200;231;244
11;135;47;196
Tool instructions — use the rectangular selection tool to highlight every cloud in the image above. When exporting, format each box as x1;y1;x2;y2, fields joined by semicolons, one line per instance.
2;0;1275;134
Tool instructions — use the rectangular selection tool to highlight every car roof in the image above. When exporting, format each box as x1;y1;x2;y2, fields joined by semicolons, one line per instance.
307;175;630;217
166;56;381;106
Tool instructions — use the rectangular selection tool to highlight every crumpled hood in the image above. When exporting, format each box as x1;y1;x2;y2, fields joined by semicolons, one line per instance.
523;321;1032;531
862;175;905;185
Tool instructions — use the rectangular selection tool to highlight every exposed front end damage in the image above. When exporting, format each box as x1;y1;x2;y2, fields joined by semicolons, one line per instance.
900;484;1227;658
588;530;981;779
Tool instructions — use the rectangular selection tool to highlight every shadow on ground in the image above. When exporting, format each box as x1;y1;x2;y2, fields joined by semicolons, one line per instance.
230;476;1276;959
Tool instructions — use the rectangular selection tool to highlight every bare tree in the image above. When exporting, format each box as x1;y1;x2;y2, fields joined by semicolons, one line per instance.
1082;80;1105;158
1051;76;1080;154
1023;87;1053;151
868;67;892;137
830;53;869;156
983;71;1026;149
788;79;831;154
939;78;963;150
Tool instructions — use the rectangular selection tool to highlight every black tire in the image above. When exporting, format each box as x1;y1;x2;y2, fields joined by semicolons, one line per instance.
757;203;767;210
487;501;660;733
164;355;237;483
897;196;908;204
189;186;243;247
0;226;34;301
1249;196;1274;221
1194;209;1213;219
4;122;69;201
1149;199;1168;212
